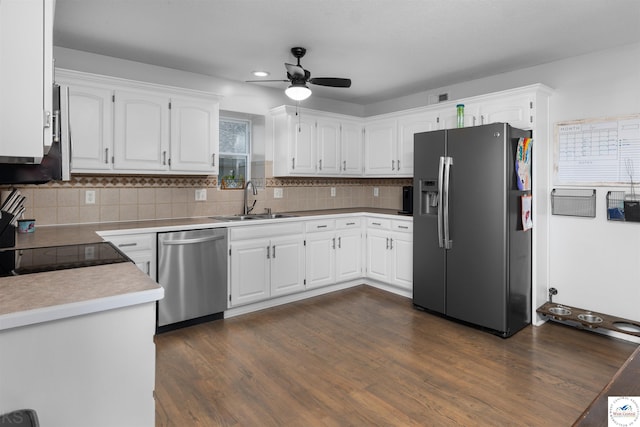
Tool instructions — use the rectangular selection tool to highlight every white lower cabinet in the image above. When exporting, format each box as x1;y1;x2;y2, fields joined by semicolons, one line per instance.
305;218;362;289
99;231;157;281
229;223;305;307
366;218;413;291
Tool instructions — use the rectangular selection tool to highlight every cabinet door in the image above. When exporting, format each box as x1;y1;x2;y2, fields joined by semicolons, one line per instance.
230;239;271;306
366;229;391;281
101;232;156;281
67;84;114;171
305;231;336;289
114;90;169;171
316;117;340;175
289;114;316;174
397;112;439;176
270;235;306;297
336;228;362;282
477;94;533;130
341;121;363;176
0;0;51;161
364;119;397;175
169;97;219;173
390;231;413;291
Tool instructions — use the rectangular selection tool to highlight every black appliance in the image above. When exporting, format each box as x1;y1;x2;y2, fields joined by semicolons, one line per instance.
0;242;131;277
412;123;532;338
399;186;413;215
0;84;70;185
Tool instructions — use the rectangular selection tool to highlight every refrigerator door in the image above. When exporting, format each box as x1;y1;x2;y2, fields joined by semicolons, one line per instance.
412;130;446;313
445;123;509;331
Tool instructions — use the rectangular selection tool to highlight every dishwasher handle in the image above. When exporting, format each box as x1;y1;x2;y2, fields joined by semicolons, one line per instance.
161;234;225;246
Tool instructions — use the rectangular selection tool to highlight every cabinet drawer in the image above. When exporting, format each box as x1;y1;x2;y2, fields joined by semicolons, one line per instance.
367;218;391;230
392;220;413;233
305;219;335;233
336;218;361;229
230;222;305;241
105;233;154;252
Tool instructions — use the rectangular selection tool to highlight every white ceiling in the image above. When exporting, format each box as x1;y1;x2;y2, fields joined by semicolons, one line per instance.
53;0;640;105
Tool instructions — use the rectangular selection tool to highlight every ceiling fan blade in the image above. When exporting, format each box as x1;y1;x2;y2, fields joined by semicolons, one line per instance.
285;63;305;78
309;77;352;88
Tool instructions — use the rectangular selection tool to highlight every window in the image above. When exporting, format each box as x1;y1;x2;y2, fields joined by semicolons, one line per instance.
219;117;251;187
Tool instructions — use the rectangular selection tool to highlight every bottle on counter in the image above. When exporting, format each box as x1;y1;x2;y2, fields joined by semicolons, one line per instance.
456;104;464;128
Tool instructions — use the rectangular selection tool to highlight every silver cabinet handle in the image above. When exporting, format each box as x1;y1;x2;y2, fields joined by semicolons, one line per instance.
104;148;109;164
272;245;276;258
267;245;270;259
118;242;138;248
338;237;341;248
212;153;216;167
332;237;336;249
145;261;150;275
319;159;322;170
162;151;167;166
372;222;381;226
386;237;389;250
397;160;400;170
317;225;327;229
398;225;409;229
391;160;395;170
343;160;346;171
292;157;295;170
390;238;394;250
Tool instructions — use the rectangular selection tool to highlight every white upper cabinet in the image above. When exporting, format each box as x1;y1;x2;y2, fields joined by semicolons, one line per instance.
57;70;221;175
340;120;363;176
169;97;219;173
0;0;54;162
272;106;363;177
316;117;341;175
363;118;397;176
397;111;440;175
476;93;534;130
64;83;114;171
114;89;170;172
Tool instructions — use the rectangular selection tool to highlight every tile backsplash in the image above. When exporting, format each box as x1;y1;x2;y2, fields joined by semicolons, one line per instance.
2;175;410;226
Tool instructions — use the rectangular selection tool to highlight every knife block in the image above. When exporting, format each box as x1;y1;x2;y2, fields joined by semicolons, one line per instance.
0;214;16;248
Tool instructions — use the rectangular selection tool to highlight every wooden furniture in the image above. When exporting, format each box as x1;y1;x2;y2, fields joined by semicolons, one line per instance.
573;345;640;426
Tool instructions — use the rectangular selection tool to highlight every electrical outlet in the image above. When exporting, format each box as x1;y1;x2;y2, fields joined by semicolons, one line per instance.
195;189;207;201
330;187;336;197
273;188;284;199
84;246;95;260
85;190;96;205
373;187;379;197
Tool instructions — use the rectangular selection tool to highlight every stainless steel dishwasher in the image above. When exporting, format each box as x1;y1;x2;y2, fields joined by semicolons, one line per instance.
157;228;228;332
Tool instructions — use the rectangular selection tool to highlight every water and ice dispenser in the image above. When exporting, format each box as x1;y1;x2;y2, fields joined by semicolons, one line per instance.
420;179;439;215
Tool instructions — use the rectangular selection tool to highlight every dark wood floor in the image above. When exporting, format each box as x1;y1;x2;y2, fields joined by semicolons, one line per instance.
154;285;637;426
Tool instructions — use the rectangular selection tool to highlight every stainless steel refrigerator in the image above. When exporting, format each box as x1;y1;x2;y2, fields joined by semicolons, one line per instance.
412;123;531;338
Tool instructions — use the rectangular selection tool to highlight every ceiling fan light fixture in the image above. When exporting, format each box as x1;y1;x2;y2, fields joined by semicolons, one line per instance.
285;83;312;101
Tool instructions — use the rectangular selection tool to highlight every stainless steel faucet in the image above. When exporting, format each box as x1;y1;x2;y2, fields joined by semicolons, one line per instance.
244;180;258;215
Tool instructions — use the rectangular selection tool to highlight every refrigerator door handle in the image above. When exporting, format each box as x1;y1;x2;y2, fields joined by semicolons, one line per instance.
437;156;445;248
443;156;453;250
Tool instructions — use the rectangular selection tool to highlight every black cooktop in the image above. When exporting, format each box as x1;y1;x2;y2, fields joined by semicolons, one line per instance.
0;242;131;277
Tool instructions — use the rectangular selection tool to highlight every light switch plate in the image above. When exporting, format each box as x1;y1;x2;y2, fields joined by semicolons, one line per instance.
273;188;283;199
195;189;207;201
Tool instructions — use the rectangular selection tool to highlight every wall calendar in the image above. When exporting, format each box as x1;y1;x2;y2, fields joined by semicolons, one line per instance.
554;114;640;185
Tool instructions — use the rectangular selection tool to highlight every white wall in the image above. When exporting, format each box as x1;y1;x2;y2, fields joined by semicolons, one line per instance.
371;42;640;322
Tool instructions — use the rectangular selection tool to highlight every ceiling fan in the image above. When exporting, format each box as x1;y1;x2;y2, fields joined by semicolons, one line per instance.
248;47;351;101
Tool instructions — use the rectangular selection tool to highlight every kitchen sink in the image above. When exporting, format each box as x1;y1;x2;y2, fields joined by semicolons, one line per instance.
210;213;298;221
